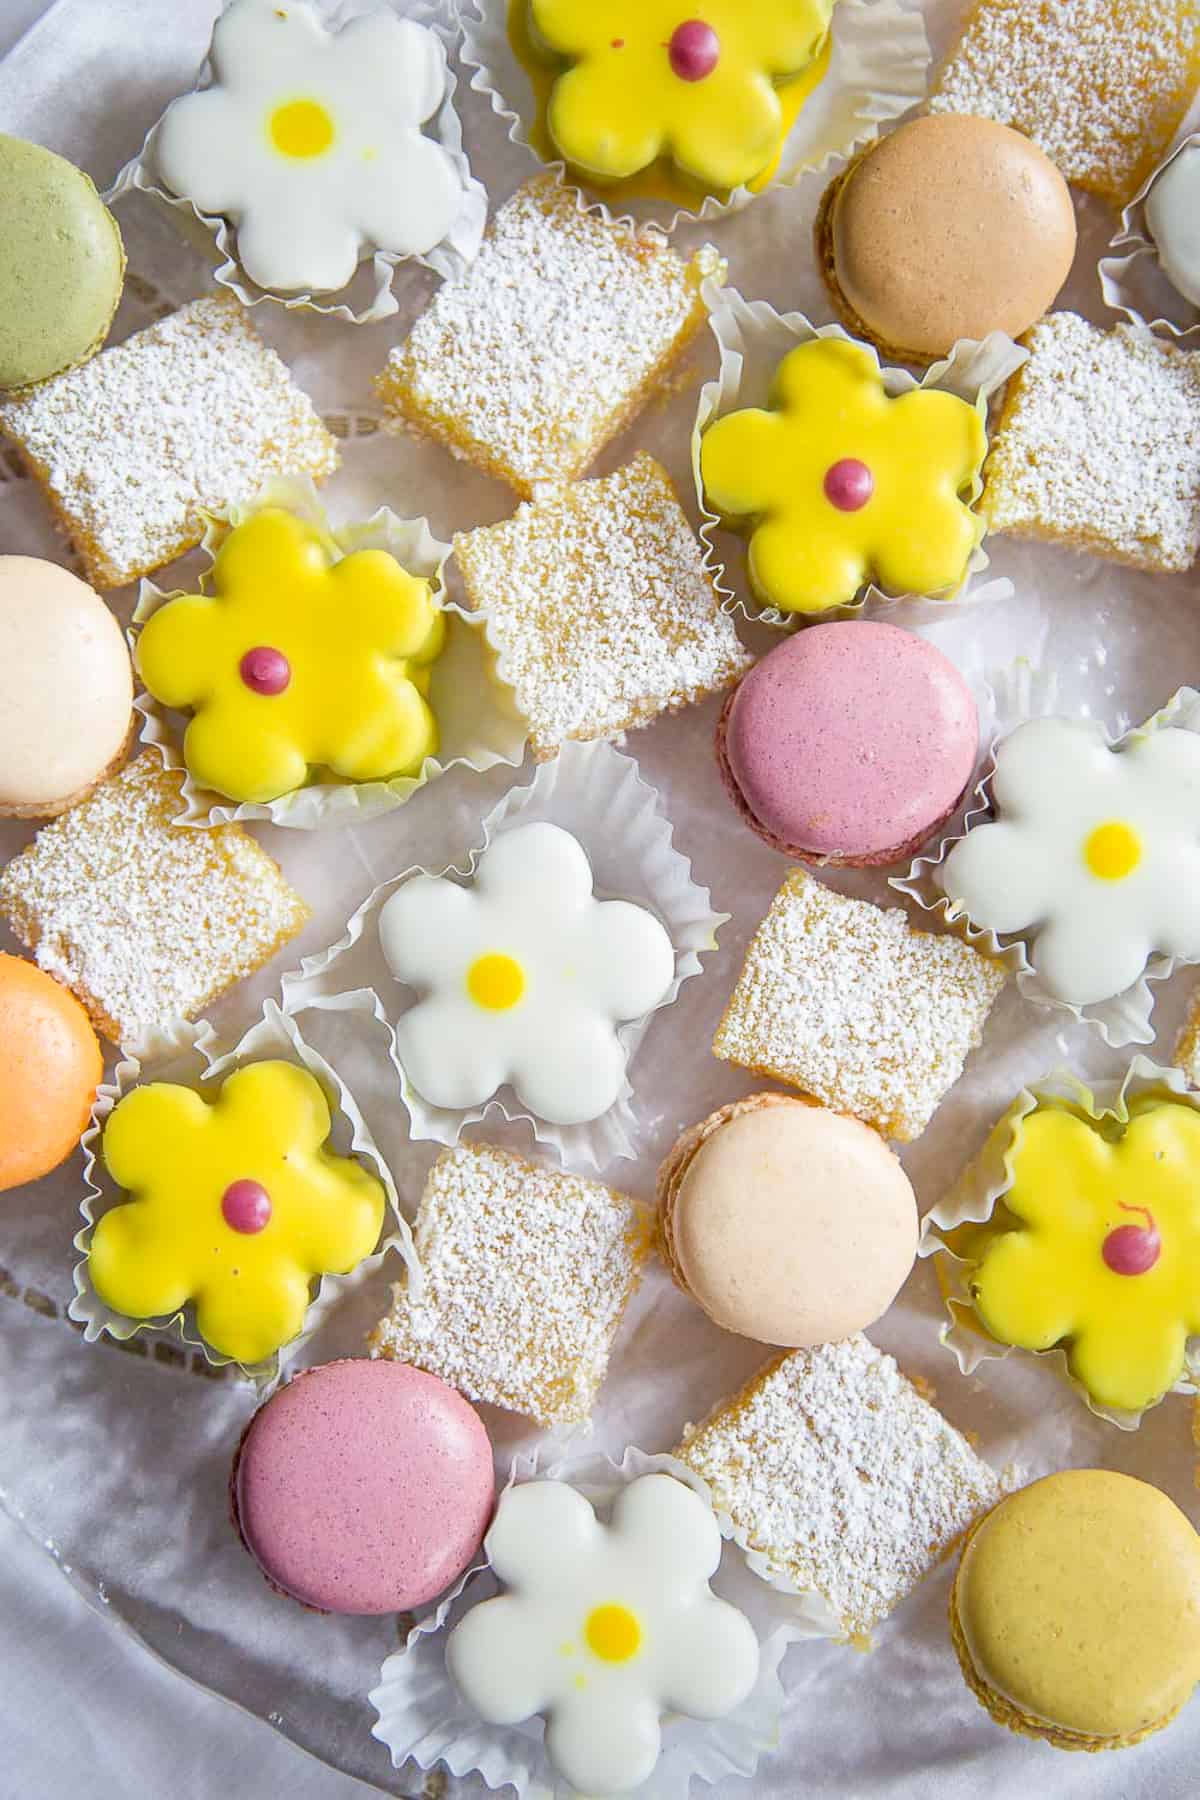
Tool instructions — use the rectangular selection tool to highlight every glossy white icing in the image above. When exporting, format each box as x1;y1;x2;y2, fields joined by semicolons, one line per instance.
156;0;464;294
446;1475;760;1797
380;821;675;1125
939;715;1200;1007
1146;143;1200;310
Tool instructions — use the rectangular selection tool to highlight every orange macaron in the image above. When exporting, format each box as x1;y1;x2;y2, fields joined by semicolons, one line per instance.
0;951;103;1190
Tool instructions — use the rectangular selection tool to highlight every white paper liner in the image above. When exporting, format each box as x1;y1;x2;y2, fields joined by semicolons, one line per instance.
893;681;1200;1049
369;1445;838;1798
919;1055;1200;1431
131;474;528;830
692;286;1026;628
68;999;419;1392
105;0;488;323
281;739;728;1169
1099;132;1200;345
459;0;930;235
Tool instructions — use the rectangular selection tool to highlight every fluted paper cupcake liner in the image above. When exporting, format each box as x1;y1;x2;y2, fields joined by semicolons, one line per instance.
70;1000;418;1392
132;475;528;830
459;0;929;234
893;681;1200;1049
919;1056;1200;1431
107;0;487;323
1099;132;1200;344
369;1445;837;1798
693;286;1026;628
281;739;727;1169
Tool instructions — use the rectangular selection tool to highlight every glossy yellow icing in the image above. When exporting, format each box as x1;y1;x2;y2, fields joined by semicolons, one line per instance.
513;0;832;200
89;1061;386;1367
585;1603;642;1662
957;1470;1200;1738
269;97;336;159
467;952;526;1011
137;507;445;805
969;1098;1200;1414
1084;819;1141;880
700;337;987;614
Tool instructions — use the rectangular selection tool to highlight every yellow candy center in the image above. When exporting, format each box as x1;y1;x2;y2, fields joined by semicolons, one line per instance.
584;1604;641;1663
1084;820;1142;882
269;98;336;159
466;953;525;1011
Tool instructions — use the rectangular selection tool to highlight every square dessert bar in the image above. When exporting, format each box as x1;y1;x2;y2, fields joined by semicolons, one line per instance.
982;313;1200;574
676;1336;1004;1640
928;0;1200;208
1174;989;1200;1089
713;869;1007;1141
375;174;720;497
0;293;338;589
0;753;310;1045
370;1141;651;1428
454;453;752;758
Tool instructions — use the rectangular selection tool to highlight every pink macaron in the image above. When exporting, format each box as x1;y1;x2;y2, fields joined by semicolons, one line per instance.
715;622;978;867
231;1359;494;1615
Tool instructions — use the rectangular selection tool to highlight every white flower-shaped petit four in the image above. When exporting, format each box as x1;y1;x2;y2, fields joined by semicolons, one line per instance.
156;0;466;294
939;715;1200;1007
446;1475;759;1797
379;822;675;1125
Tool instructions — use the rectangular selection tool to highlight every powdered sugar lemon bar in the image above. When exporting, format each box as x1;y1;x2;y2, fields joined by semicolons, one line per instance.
713;869;1007;1141
0;293;338;589
375;175;721;497
370;1141;651;1429
454;453;752;758
676;1336;1004;1640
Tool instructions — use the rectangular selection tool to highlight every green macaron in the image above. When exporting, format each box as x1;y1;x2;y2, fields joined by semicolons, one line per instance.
0;134;125;391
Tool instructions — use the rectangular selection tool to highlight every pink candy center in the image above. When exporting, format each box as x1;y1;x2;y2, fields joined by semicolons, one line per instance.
239;646;291;696
222;1179;272;1235
823;459;874;511
668;20;720;80
1101;1203;1160;1276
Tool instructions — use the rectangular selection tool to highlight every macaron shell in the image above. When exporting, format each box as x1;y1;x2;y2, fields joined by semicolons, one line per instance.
0;134;125;391
0;953;103;1191
659;1093;917;1346
954;1470;1200;1743
1145;142;1200;310
823;114;1076;361
0;556;134;815
233;1359;494;1614
717;622;977;865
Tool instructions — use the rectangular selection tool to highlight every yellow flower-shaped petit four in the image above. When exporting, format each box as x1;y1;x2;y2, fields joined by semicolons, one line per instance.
528;0;833;191
968;1098;1200;1416
137;507;445;805
89;1061;387;1366
700;337;988;615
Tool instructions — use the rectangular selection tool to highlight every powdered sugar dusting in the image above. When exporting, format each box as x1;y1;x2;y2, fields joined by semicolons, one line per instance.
929;0;1200;205
376;175;720;495
677;1336;1003;1637
370;1141;650;1428
712;869;1006;1141
0;753;310;1045
982;312;1200;573
454;453;753;758
0;293;338;589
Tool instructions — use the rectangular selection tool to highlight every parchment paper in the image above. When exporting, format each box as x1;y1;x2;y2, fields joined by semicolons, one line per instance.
1;3;1199;1797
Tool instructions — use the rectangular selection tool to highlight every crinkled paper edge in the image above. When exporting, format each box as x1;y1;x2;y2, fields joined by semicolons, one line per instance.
281;738;728;1169
1099;131;1200;344
69;999;419;1393
131;474;528;830
369;1445;838;1798
105;0;487;322
459;0;929;234
692;286;1026;628
919;1055;1200;1431
892;679;1200;1048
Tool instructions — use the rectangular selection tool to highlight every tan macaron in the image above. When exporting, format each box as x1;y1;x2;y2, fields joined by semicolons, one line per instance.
816;113;1076;365
656;1092;917;1347
951;1469;1200;1750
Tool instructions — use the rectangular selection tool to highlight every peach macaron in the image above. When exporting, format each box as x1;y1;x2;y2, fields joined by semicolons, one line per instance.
0;952;103;1190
